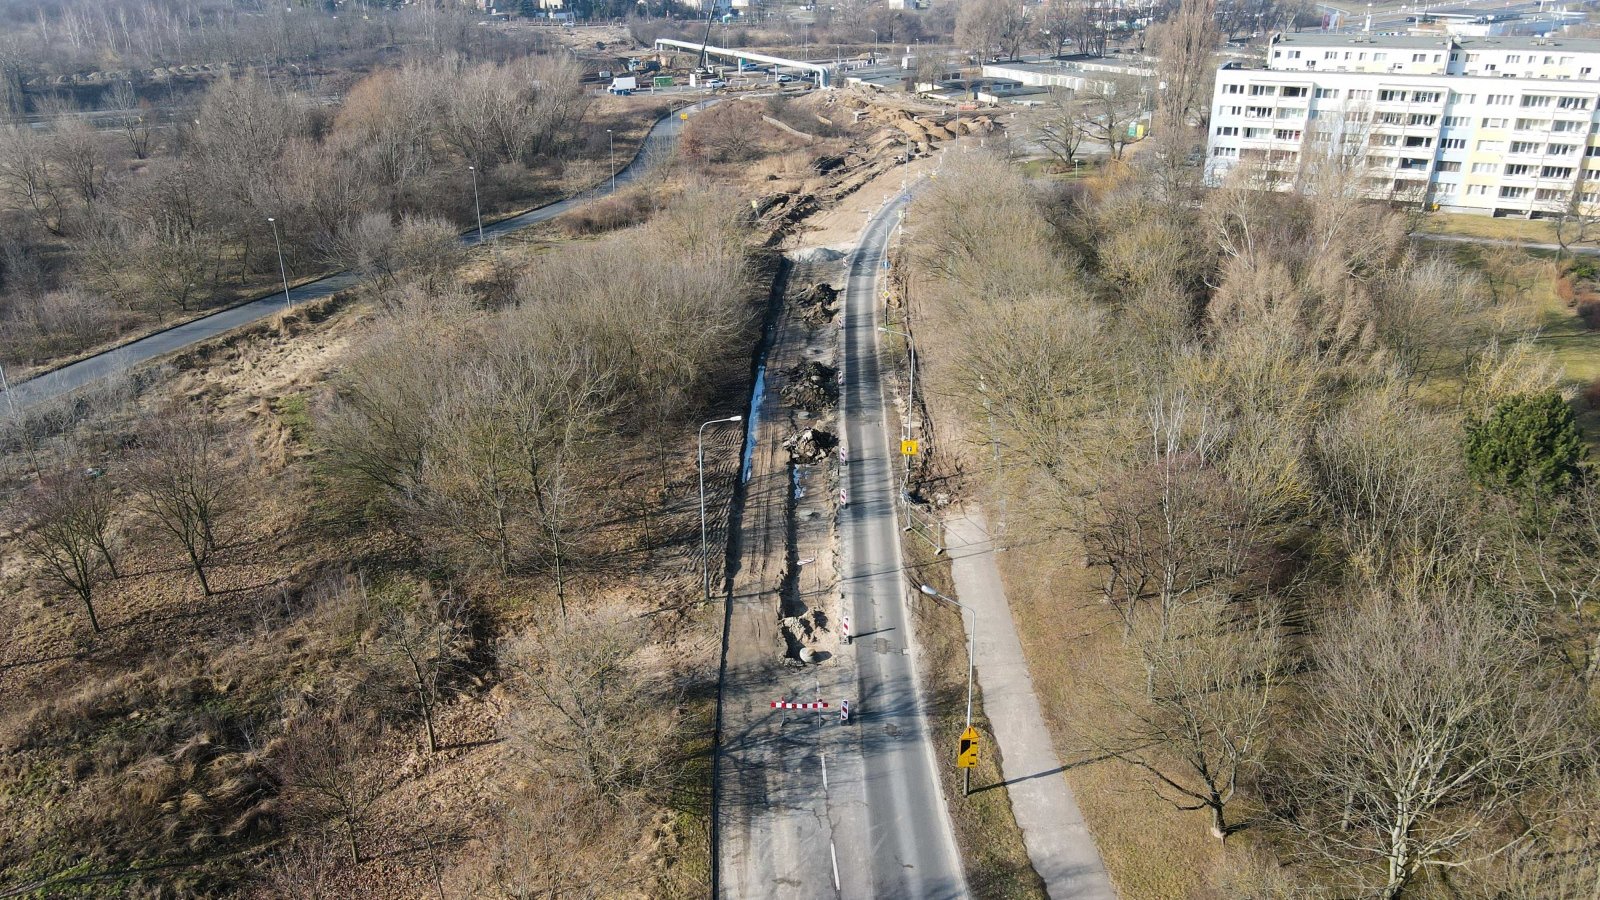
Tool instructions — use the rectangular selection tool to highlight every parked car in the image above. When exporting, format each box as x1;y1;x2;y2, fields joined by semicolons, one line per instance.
776;74;794;83
706;79;728;89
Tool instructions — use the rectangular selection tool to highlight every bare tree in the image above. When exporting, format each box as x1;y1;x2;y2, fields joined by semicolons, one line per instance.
1077;74;1150;160
127;412;237;596
105;81;154;160
17;469;118;633
1148;0;1220;132
1272;587;1581;900
1547;189;1600;261
1097;592;1281;842
505;607;686;804
273;712;388;865
1031;88;1088;169
366;587;473;754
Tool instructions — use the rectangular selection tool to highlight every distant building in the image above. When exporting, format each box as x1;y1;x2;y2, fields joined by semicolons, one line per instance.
1205;32;1600;216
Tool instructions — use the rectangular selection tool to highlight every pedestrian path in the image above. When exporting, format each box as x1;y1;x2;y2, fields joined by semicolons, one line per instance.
946;506;1117;900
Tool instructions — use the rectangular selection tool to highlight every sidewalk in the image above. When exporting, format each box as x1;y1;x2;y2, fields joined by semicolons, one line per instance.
946;505;1117;900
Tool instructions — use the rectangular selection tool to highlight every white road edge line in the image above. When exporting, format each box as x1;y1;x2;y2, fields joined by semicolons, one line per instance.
821;752;829;790
830;841;841;892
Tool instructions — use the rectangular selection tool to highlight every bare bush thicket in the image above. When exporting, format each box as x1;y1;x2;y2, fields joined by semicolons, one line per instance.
908;148;1597;894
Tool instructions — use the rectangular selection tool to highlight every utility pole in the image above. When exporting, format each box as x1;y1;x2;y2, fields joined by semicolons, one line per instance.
920;584;978;796
468;165;484;243
699;414;744;603
607;129;616;193
267;217;291;309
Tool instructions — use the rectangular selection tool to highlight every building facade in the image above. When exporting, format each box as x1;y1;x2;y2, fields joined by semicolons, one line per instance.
1205;32;1600;216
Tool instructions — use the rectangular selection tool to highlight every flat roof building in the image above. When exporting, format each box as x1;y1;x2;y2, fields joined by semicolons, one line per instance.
1205;33;1600;216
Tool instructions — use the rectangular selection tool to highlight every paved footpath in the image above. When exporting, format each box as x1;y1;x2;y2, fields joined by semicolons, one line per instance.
945;505;1118;900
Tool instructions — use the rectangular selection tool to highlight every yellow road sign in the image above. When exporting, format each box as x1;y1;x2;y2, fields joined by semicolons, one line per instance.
901;439;919;456
680;112;689;120
957;726;979;769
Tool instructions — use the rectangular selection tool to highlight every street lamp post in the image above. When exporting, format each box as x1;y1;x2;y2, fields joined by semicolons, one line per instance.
468;165;484;243
919;584;978;795
870;29;879;62
699;414;744;602
266;217;290;309
607;129;616;194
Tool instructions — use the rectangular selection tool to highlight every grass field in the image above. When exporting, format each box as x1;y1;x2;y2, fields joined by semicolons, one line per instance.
1422;211;1564;245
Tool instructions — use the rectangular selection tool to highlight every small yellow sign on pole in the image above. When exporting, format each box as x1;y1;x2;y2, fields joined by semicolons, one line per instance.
680;112;690;120
957;727;980;769
901;439;919;456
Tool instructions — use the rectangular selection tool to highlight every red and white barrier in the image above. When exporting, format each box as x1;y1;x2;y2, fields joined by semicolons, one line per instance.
841;615;850;643
771;701;830;709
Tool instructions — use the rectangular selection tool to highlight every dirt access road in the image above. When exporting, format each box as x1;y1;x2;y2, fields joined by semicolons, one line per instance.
716;155;965;898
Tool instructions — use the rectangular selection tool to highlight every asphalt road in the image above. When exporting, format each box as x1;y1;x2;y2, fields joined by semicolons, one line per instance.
839;194;968;898
4;99;711;411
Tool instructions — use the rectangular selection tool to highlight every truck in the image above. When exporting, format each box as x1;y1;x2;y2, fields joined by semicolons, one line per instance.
608;76;638;96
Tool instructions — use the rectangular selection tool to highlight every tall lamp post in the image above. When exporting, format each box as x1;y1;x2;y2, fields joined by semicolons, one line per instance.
468;165;484;243
699;414;744;602
266;217;290;309
607;129;616;194
920;583;978;795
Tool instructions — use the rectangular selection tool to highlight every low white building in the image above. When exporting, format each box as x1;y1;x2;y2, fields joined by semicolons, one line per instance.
1205;32;1600;216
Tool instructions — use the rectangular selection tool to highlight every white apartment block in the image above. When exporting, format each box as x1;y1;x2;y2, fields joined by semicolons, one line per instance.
1205;32;1600;216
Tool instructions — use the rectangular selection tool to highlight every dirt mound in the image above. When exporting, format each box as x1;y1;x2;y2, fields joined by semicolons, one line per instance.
795;281;839;324
780;360;839;410
790;247;844;264
783;426;838;464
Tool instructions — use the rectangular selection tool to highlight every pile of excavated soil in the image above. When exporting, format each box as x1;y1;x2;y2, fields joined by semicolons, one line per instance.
779;359;839;411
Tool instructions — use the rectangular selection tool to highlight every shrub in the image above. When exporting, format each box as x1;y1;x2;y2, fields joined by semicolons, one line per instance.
1578;297;1600;330
1465;391;1586;501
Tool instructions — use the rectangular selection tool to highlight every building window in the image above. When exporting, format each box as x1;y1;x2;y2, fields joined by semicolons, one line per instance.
1275;129;1302;141
1377;112;1404;124
1404;135;1434;148
1542;166;1575;178
1537;188;1569;201
1548;143;1578;155
1438;161;1462;172
1215;126;1239;136
1374;53;1388;61
1488;94;1514;105
1225;84;1244;94
1511;141;1540;153
1508;55;1522;64
1412;91;1441;103
1441;138;1466;149
1521;95;1553;107
1444;116;1469;126
1558;96;1592;110
1467;53;1480;62
1315;87;1339;98
1246;106;1272;118
1482;117;1508;128
1515;118;1548;130
1379;89;1406;102
1245;127;1269;138
1349;89;1373;100
1249;84;1277;96
1472;162;1497;173
1500;186;1531;198
1282;86;1308;97
1552;120;1586;133
1213;147;1237;157
1279;107;1306;119
1506;164;1535;176
1467;184;1490;195
1325;50;1337;59
1288;50;1301;59
1408;114;1438;126
1373;134;1399;146
1478;140;1507;152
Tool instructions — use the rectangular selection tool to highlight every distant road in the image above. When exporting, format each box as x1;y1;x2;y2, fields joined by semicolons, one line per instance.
4;100;711;411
